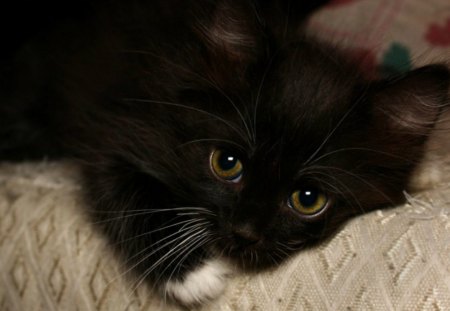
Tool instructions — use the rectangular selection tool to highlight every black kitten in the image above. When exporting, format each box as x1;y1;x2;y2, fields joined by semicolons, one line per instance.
0;0;449;306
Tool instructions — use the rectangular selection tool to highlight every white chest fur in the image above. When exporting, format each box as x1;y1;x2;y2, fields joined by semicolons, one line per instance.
164;258;233;306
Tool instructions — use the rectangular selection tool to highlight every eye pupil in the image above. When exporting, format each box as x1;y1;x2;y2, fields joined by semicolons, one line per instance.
218;153;237;171
299;189;319;208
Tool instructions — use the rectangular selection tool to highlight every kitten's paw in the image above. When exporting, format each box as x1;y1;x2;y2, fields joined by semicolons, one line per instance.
164;258;233;306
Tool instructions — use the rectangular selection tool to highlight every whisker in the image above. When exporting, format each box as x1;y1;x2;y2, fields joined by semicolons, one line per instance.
215;90;255;147
113;222;209;284
308;147;416;166
160;234;214;294
275;245;290;258
276;241;300;252
302;169;366;214
122;98;251;146
160;235;215;303
304;88;369;165
173;138;247;152
268;253;278;266
253;54;276;143
89;207;215;226
313;165;395;205
90;206;214;215
128;226;211;296
158;232;212;281
121;49;255;146
176;212;207;216
171;236;218;279
114;217;204;246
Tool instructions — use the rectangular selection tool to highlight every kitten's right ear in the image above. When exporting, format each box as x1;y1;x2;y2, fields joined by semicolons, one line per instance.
371;64;449;137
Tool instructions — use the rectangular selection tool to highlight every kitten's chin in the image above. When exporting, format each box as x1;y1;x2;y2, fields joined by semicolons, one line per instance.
211;240;292;272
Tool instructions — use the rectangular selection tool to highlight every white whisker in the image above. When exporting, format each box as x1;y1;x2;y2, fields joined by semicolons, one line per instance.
115;218;204;245
111;222;209;287
122;98;251;146
173;138;247;152
128;226;211;296
253;54;277;144
304;88;369;165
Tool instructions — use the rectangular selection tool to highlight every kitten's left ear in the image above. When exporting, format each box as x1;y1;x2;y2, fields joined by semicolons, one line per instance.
372;64;449;137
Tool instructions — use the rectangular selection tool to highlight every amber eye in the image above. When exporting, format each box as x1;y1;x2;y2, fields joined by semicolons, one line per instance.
288;187;329;216
210;149;243;183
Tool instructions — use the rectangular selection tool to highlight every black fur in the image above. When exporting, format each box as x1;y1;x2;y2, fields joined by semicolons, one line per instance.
0;0;449;306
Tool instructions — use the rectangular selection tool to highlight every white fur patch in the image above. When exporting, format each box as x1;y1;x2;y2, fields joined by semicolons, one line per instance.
164;258;233;306
409;159;443;191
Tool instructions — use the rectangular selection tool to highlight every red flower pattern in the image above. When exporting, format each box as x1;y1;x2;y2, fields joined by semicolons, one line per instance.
425;18;450;47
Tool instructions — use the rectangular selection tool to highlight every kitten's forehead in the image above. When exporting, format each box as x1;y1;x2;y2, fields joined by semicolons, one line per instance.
221;44;366;175
180;39;363;167
273;42;359;110
251;48;360;143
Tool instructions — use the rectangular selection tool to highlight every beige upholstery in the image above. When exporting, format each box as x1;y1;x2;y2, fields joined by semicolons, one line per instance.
1;0;450;310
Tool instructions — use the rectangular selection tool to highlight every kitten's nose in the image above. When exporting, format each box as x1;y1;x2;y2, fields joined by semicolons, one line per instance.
232;227;261;247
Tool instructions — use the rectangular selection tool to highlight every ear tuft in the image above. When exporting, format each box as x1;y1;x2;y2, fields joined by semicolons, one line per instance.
195;0;261;62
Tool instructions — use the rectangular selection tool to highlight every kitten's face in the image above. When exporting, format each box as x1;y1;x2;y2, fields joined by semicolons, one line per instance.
151;40;443;270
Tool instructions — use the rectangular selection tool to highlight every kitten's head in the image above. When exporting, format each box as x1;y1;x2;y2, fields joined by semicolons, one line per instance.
130;0;449;269
86;0;449;276
163;59;449;270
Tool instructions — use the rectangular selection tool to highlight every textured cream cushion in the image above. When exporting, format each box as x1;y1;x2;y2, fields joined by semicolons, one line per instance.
1;155;450;311
1;0;450;310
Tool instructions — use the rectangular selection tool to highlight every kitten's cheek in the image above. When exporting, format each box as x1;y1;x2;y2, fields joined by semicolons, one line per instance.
163;258;234;306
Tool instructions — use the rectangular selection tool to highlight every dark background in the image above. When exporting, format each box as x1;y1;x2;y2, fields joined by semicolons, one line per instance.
0;1;94;62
